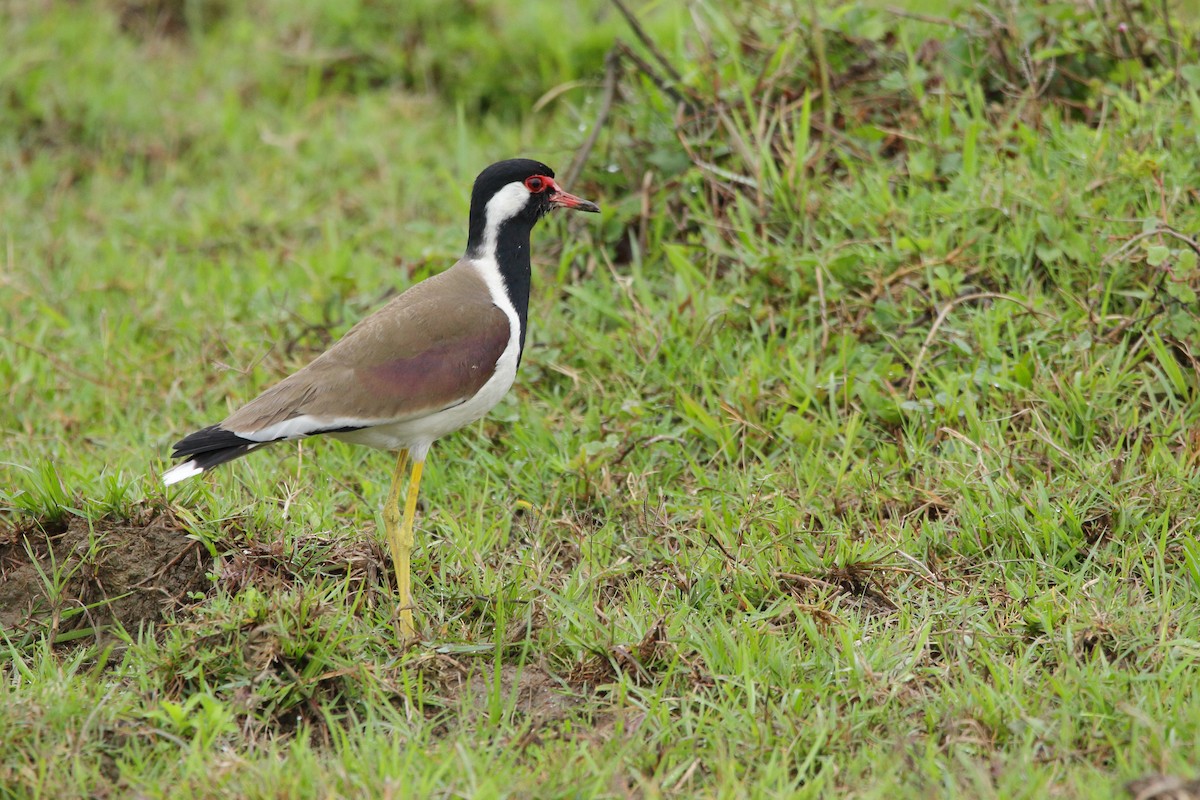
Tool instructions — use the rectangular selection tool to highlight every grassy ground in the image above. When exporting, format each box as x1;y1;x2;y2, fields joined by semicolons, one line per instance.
3;0;1200;797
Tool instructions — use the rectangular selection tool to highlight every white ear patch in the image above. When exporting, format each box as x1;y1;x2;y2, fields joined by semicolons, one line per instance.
482;181;532;252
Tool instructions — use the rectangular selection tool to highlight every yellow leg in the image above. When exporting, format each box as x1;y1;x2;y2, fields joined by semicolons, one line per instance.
383;449;417;638
396;459;425;636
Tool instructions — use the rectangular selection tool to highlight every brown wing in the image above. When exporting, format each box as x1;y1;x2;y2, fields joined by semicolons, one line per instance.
221;261;510;434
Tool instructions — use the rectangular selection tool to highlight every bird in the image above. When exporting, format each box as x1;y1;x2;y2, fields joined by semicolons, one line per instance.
162;158;600;638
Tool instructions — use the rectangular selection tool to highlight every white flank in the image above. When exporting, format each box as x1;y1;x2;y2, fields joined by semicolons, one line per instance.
162;460;203;486
236;415;379;443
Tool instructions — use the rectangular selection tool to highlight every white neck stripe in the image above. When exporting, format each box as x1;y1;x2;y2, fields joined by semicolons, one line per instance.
480;181;531;259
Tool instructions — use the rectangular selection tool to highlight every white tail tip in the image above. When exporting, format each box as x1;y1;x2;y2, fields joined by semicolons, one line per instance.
163;460;203;486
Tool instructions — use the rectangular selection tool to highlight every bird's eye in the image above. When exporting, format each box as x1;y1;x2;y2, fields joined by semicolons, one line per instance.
525;176;546;192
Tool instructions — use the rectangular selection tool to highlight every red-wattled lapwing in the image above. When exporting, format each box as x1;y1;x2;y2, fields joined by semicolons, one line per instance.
162;158;600;638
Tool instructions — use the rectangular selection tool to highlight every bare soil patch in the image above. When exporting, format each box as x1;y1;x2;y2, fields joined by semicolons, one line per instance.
0;510;212;642
440;661;584;729
416;656;622;750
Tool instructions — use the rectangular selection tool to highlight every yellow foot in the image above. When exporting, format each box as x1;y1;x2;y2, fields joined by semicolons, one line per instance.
395;605;417;642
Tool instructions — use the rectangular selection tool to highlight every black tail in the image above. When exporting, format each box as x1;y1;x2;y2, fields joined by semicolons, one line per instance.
164;425;267;483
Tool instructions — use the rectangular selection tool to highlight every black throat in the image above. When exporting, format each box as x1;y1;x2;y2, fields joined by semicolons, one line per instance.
466;216;534;362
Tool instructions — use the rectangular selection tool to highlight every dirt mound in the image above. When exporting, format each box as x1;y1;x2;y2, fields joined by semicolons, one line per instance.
0;510;212;642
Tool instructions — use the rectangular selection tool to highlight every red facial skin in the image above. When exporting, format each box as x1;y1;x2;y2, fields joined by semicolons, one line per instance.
524;175;600;213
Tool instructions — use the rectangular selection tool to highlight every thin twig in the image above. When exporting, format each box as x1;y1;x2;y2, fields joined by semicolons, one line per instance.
610;434;687;467
815;261;830;353
690;158;758;189
131;539;203;588
1160;0;1182;84
884;5;974;31
673;113;758;188
609;0;684;87
773;571;842;593
861;236;981;310
1159;225;1200;257
615;41;687;106
1;333;119;389
888;549;938;582
564;48;621;190
705;532;739;565
808;0;834;132
1101;225;1200;265
906;292;1044;398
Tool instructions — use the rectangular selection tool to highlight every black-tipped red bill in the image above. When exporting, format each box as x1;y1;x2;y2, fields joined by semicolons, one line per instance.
548;180;600;213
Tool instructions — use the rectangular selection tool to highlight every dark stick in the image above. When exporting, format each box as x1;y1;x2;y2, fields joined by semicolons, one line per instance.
609;0;685;88
616;41;688;107
564;48;622;190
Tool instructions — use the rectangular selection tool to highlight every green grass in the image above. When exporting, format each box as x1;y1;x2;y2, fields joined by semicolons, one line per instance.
3;0;1200;796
